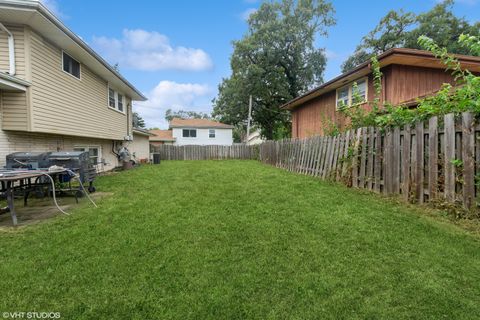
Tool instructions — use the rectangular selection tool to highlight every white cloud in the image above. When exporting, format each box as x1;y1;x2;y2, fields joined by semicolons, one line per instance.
324;49;339;60
92;29;213;72
39;0;66;18
134;81;212;128
241;8;257;21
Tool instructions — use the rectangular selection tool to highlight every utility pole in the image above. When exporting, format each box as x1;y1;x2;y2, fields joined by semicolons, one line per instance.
246;95;252;144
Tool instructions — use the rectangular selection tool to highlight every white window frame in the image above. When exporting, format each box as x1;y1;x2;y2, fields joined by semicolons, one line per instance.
61;51;81;80
182;128;197;138
335;77;368;109
117;93;124;112
209;129;215;138
108;88;116;109
73;146;102;167
107;86;126;114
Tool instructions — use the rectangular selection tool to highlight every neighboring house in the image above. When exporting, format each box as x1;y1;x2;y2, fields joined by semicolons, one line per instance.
170;118;233;146
0;0;146;170
246;130;264;145
149;129;176;147
130;128;153;163
282;48;480;138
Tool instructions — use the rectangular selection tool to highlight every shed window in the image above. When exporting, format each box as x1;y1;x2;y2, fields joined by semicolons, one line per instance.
352;79;367;104
62;52;80;79
182;129;197;138
336;86;349;108
209;129;215;138
336;77;368;109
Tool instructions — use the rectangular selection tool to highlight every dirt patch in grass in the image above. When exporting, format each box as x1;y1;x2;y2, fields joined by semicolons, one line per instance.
0;192;112;228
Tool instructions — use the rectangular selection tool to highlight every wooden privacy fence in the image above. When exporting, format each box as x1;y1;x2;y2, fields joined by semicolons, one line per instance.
153;144;258;160
259;112;480;210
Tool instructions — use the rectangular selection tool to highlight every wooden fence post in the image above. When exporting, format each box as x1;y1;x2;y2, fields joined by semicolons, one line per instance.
444;113;456;202
415;121;425;203
428;117;438;201
462;112;475;209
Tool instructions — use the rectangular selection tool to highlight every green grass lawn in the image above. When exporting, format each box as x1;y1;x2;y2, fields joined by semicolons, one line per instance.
0;161;479;319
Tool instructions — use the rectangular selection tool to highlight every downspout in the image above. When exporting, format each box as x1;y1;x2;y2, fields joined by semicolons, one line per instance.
0;23;15;76
127;102;131;139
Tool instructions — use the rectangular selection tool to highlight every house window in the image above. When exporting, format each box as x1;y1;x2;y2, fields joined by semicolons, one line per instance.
117;93;124;112
336;77;368;109
182;129;197;138
109;88;116;108
209;129;215;138
73;146;101;166
108;87;126;113
62;52;80;79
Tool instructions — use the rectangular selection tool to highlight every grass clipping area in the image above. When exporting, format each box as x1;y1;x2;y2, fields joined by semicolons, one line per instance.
0;161;479;319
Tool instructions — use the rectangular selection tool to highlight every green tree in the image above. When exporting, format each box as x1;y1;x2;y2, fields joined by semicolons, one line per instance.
341;0;480;73
132;112;146;128
213;0;335;140
164;109;211;122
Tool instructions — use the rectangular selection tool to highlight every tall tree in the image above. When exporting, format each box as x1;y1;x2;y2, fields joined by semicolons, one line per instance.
213;0;335;140
341;0;480;73
164;109;211;122
132;112;146;128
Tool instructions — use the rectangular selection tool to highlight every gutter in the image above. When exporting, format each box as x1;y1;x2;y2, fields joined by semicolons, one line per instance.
0;22;15;75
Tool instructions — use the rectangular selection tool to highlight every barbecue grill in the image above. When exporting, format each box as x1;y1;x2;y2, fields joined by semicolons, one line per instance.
48;151;96;192
6;152;51;169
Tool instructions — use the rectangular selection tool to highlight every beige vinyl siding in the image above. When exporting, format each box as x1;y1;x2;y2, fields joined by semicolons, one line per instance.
0;90;29;131
29;30;129;140
130;132;150;161
0;25;29;131
0;24;26;79
0;129;120;171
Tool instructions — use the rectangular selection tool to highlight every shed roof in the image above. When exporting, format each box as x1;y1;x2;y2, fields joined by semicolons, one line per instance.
133;128;154;136
149;129;175;142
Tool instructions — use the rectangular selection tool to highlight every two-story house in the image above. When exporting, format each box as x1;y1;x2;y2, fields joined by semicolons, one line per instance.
282;48;480;138
0;0;147;170
168;118;233;146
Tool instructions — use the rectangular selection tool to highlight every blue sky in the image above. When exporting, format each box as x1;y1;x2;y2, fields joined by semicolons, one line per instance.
43;0;480;128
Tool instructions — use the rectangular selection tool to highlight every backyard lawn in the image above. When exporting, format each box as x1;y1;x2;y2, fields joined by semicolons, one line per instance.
0;160;479;319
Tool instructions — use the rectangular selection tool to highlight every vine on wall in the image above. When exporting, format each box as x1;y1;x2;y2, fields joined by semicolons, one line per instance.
336;34;480;130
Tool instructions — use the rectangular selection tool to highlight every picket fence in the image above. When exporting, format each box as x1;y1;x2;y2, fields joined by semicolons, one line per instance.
153;144;258;160
259;112;480;209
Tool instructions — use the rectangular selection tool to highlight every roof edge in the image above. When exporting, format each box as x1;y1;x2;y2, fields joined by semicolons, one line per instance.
281;48;480;110
169;124;235;129
0;0;147;101
133;128;154;136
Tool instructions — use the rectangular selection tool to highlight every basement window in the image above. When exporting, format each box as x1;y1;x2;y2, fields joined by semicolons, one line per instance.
209;129;215;138
73;146;100;166
62;52;80;79
336;77;368;109
182;129;197;138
